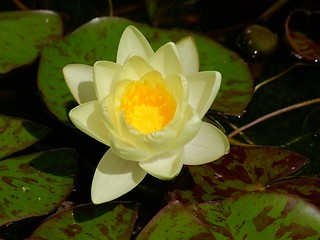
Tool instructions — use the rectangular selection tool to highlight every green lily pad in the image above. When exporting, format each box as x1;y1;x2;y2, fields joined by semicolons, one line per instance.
0;114;50;160
38;17;253;125
175;146;309;204
136;200;213;240
0;148;77;226
0;10;63;74
192;191;320;239
31;202;139;239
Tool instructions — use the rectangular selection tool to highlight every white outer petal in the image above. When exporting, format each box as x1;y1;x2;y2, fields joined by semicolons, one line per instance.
69;101;110;145
91;149;147;204
93;61;121;102
184;122;229;165
117;26;154;65
188;71;222;118
176;36;199;76
119;55;154;81
149;42;183;78
139;149;184;180
169;104;201;149
110;133;152;161
63;64;95;104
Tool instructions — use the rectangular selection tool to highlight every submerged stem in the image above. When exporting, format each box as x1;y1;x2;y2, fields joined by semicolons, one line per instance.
258;0;289;22
12;0;29;10
255;62;306;92
228;137;253;147
108;0;113;16
228;98;320;138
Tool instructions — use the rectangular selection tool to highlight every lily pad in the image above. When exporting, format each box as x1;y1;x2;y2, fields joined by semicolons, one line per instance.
270;177;320;208
37;17;253;125
285;9;320;62
138;191;320;239
31;202;139;239
136;200;213;240
192;191;320;239
0;114;50;160
175;146;309;204
0;148;77;226
0;10;63;74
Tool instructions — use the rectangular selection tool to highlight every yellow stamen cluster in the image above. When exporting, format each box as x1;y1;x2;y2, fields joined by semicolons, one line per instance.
121;71;176;134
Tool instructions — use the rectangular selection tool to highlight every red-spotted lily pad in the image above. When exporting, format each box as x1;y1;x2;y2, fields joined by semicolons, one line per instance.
0;10;63;74
136;201;213;239
174;146;309;204
38;17;253;125
0;114;50;160
31;202;139;239
270;177;320;208
137;192;320;239
192;191;320;239
285;9;320;62
0;148;77;226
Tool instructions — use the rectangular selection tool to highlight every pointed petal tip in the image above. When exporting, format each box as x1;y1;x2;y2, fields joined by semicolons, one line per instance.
68;101;110;145
184;122;230;165
188;70;222;118
91;150;147;204
150;42;183;77
176;36;199;76
93;60;121;102
117;25;154;65
63;64;95;104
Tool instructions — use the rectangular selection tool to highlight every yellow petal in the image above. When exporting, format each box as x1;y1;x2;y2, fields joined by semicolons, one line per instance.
184;122;229;165
187;71;221;118
139;149;184;180
93;61;121;102
63;64;95;104
117;26;154;65
149;42;183;77
175;36;199;76
91;149;147;204
119;55;154;81
69;101;110;145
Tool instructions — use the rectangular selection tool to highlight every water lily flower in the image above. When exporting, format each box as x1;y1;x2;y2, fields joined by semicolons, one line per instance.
63;25;229;204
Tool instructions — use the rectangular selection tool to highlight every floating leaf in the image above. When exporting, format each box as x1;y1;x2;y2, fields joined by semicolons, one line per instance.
192;191;320;239
31;202;139;239
0;114;50;160
175;146;309;204
270;177;320;208
37;17;253;125
285;9;320;62
0;148;77;226
0;10;63;74
136;200;213;240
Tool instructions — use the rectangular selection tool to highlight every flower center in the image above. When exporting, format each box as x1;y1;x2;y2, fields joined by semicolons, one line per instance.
121;71;177;134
